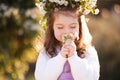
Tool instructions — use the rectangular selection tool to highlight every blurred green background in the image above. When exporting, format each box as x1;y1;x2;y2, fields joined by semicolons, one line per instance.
0;0;120;80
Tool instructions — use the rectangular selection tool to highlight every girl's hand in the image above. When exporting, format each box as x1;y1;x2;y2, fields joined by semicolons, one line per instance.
61;39;76;58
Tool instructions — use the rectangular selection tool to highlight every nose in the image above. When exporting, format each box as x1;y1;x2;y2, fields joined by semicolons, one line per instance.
63;28;72;34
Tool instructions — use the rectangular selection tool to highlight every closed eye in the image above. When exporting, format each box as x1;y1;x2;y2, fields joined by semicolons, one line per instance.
57;26;64;29
70;26;76;28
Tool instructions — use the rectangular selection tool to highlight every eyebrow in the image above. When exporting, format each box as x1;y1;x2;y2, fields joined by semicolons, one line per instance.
55;23;78;25
70;23;78;25
55;24;63;26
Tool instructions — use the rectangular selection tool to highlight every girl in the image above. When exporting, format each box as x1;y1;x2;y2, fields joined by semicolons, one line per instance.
35;1;100;80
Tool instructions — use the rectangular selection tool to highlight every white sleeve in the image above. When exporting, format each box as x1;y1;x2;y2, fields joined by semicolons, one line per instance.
68;46;100;80
34;49;67;80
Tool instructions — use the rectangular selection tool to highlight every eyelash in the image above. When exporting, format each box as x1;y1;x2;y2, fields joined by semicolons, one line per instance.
57;26;76;29
57;27;63;29
70;26;76;28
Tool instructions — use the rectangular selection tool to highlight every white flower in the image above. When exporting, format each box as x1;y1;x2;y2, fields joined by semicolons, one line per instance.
49;0;54;3
52;0;68;6
83;9;91;15
4;7;13;17
89;0;97;2
31;24;40;31
94;8;99;15
58;0;65;5
75;0;79;2
0;3;8;11
86;0;97;8
35;2;46;14
91;2;97;7
64;1;68;6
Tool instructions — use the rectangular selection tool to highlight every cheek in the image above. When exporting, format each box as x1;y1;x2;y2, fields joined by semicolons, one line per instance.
54;29;62;41
74;27;80;39
77;26;80;33
73;26;79;34
77;28;79;34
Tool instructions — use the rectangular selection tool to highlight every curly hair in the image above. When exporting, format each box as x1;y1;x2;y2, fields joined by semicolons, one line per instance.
44;6;87;58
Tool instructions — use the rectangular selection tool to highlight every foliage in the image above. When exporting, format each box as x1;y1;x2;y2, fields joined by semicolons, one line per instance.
88;10;120;80
0;0;44;80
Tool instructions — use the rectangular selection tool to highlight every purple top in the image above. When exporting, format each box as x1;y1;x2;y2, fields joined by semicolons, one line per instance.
57;61;74;80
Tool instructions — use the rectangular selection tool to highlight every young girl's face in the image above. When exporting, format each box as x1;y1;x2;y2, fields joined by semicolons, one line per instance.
53;13;79;42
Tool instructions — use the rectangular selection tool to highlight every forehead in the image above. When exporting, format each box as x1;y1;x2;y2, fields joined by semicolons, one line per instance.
54;11;78;19
53;11;79;24
54;14;78;24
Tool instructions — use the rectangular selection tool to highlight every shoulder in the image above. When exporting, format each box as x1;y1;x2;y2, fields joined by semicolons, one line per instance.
38;48;50;59
39;48;46;55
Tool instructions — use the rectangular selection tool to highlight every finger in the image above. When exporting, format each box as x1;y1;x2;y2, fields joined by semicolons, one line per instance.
64;44;75;50
61;46;69;53
61;50;69;57
65;39;73;44
63;44;70;49
65;40;75;47
62;49;68;53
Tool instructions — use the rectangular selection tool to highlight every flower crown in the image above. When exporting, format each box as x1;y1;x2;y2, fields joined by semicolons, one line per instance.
36;0;99;16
